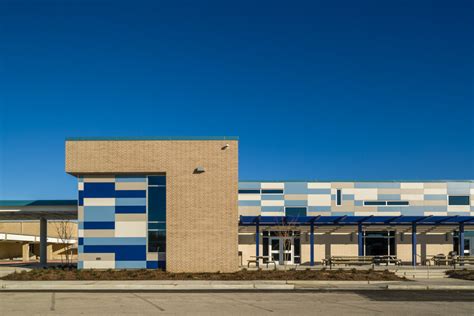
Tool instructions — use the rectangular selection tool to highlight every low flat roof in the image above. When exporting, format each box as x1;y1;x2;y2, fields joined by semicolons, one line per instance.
240;215;474;226
0;200;78;220
0;200;77;207
66;136;239;141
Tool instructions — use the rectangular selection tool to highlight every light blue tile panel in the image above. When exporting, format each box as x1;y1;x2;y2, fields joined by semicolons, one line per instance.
354;200;363;206
354;182;400;188
83;206;115;222
343;194;354;200
115;198;147;206
239;182;261;189
332;212;354;216
238;200;261;207
378;194;401;200
308;189;331;194
261;206;284;212
285;200;307;207
447;182;470;195
425;195;447;200
284;182;310;194
308;206;330;212
261;194;284;200
77;261;84;269
82;238;146;246
115;261;147;269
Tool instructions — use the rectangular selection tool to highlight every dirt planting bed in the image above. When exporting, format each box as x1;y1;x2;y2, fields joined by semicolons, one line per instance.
2;267;404;281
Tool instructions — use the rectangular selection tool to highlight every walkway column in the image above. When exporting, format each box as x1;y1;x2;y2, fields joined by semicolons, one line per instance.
255;218;260;268
310;221;315;266
459;223;465;266
22;243;30;262
39;217;47;266
358;224;364;256
412;223;417;266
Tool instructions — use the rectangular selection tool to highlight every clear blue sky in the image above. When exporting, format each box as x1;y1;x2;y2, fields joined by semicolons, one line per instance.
0;0;473;199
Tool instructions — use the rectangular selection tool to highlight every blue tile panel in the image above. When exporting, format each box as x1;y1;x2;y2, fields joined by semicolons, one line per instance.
78;175;159;270
238;181;474;217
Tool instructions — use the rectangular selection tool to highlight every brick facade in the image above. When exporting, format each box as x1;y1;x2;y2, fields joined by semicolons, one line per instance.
66;139;239;273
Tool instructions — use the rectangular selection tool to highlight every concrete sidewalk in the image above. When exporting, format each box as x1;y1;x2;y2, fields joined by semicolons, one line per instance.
0;278;472;292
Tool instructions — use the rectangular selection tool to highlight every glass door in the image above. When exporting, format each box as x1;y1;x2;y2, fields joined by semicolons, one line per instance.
282;238;293;265
269;237;294;265
270;238;280;264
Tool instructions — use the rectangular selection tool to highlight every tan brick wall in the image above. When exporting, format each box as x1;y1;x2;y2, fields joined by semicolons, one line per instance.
0;221;77;238
66;140;238;273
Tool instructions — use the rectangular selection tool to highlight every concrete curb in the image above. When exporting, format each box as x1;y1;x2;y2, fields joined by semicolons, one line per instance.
0;280;472;292
387;284;474;290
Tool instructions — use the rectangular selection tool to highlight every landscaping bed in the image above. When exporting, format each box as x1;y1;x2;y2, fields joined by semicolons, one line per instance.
2;268;403;281
446;269;474;281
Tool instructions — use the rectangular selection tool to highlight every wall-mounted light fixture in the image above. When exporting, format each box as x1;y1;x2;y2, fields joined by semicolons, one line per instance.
221;143;230;150
194;166;205;174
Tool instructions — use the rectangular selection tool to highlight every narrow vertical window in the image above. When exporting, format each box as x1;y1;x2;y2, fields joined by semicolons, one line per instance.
336;189;342;206
148;175;166;268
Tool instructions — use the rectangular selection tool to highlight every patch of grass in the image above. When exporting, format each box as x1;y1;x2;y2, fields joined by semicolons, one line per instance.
446;269;474;281
1;268;404;281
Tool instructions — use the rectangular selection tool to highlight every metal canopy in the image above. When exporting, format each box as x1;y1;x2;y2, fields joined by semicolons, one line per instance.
0;200;78;220
239;215;474;226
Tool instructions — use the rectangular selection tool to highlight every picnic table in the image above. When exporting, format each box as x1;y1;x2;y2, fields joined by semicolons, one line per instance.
247;256;277;268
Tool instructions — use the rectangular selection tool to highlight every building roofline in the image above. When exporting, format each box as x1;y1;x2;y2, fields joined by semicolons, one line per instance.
66;136;239;141
239;180;474;183
0;200;78;206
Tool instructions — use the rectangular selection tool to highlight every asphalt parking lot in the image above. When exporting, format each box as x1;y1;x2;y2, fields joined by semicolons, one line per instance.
0;291;473;315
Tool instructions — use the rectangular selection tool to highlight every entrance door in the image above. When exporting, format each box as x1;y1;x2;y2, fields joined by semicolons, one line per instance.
269;237;293;265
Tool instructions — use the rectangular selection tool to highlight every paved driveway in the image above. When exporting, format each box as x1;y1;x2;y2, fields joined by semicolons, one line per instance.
1;291;473;315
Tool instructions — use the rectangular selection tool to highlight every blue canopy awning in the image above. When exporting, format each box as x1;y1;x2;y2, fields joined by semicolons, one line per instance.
239;215;474;226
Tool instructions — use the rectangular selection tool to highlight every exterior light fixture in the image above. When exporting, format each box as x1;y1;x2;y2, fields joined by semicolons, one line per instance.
194;166;205;173
222;144;230;150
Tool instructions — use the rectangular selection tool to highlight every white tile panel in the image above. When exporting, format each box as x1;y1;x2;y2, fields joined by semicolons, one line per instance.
261;200;285;207
115;221;147;237
83;260;115;269
447;206;470;213
424;188;447;194
424;211;448;216
400;183;424;189
83;198;115;206
78;182;84;190
354;189;378;200
401;194;424;201
355;211;401;216
307;195;331;206
308;182;331;189
261;182;284;189
260;212;285;216
238;194;261;201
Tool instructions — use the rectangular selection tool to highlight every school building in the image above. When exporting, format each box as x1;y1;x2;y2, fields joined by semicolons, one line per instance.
0;137;473;272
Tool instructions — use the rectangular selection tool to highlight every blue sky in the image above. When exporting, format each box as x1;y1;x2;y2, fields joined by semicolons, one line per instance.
0;0;473;199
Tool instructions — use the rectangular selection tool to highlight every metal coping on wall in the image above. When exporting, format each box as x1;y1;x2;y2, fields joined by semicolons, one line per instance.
66;136;239;141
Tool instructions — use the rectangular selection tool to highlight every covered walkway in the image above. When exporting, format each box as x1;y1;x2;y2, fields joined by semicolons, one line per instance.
239;215;474;266
0;200;78;265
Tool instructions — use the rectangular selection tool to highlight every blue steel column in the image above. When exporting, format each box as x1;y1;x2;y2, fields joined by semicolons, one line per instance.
459;223;465;264
412;223;417;266
358;224;364;256
310;221;315;266
255;218;260;267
